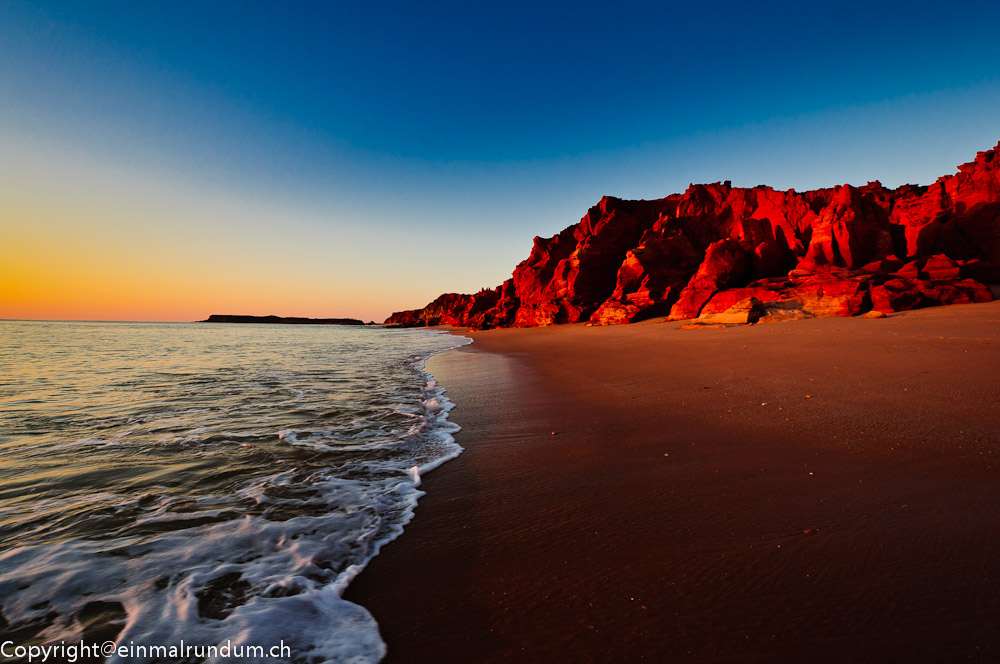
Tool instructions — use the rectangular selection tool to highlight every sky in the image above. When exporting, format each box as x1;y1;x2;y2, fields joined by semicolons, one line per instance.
2;0;1000;322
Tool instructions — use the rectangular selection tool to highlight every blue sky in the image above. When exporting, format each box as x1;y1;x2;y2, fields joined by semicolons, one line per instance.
2;0;1000;320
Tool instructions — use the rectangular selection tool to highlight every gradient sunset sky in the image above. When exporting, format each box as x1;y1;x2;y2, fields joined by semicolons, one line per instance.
3;1;1000;322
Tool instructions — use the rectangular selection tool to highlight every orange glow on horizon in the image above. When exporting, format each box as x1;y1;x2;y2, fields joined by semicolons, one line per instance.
0;141;459;323
0;244;413;322
0;220;427;323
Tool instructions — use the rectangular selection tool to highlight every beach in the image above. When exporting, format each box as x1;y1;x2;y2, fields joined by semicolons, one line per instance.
345;301;1000;662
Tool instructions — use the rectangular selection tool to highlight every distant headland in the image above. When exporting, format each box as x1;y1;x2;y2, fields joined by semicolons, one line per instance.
201;314;368;325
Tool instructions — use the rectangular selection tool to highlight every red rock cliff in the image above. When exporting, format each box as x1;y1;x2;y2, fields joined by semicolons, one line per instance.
386;143;1000;328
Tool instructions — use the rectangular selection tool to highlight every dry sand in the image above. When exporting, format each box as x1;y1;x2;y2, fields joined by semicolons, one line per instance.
345;301;1000;663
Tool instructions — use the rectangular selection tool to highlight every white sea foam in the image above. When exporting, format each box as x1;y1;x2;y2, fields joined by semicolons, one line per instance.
0;322;471;663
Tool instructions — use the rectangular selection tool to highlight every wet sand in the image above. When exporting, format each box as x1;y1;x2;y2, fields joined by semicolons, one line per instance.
345;302;1000;662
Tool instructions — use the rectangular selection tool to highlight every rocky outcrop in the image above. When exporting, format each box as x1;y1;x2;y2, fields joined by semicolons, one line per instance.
383;288;500;327
694;297;765;326
591;235;702;324
510;197;675;326
667;239;749;320
386;143;1000;328
870;277;992;313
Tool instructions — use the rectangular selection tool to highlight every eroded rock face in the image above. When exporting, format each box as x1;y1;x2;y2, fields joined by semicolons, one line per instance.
668;239;749;320
591;235;702;324
695;297;764;325
870;278;992;313
383;288;500;327
386;143;1000;328
512;197;674;326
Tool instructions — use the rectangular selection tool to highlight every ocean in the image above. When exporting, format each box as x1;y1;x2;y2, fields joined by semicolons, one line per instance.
0;320;470;662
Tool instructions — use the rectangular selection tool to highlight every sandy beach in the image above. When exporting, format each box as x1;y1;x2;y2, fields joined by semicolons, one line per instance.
345;302;1000;663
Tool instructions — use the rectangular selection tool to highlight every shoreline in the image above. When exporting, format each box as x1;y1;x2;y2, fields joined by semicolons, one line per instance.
346;302;1000;662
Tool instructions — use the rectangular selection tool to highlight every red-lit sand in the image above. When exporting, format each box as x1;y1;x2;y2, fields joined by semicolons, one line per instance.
345;301;1000;662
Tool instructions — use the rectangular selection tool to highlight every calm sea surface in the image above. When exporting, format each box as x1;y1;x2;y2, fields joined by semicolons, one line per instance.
0;320;469;662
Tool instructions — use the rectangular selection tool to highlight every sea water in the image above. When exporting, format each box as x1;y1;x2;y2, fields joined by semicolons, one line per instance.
0;320;469;662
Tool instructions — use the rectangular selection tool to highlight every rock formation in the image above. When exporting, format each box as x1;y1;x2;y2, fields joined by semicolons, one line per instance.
387;143;1000;328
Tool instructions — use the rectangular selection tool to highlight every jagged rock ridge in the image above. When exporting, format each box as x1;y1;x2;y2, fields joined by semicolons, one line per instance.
385;143;1000;329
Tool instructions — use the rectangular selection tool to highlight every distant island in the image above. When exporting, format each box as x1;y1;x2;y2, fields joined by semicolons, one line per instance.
202;314;367;325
